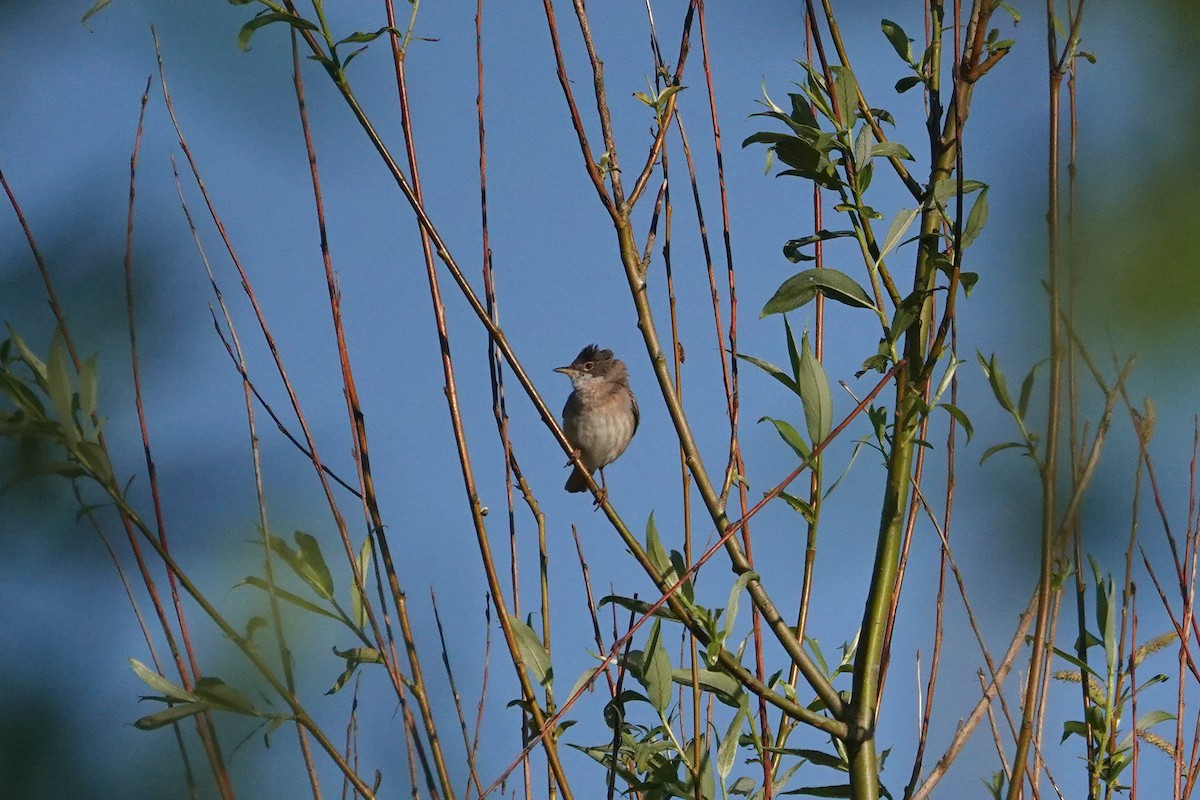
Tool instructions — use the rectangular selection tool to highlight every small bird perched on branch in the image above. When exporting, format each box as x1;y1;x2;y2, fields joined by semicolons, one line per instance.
555;344;639;494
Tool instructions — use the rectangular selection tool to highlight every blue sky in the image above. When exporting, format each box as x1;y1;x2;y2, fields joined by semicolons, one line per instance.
2;1;1198;798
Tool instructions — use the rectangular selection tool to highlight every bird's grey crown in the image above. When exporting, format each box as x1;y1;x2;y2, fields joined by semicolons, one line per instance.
573;344;613;366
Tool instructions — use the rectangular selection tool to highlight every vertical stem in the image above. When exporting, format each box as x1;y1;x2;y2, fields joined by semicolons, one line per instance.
1009;6;1065;796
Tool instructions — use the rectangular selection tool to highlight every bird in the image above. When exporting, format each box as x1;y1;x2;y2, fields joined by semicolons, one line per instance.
555;344;639;495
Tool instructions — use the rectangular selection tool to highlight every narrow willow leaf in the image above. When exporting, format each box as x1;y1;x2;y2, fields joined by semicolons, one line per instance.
1018;360;1044;419
642;621;673;713
351;535;374;630
784;316;803;385
194;677;256;714
788;782;853;797
783;230;855;263
730;776;757;795
237;576;342;622
597;594;682;622
335;26;402;46
332;646;385;664
723;571;758;641
736;352;800;396
717;701;748;779
645;512;671;576
669;667;742;706
880;19;913;64
129;658;198;703
238;12;320;53
870;142;915;161
762;269;875;317
510;617;552;686
976;352;1016;414
830;66;859;130
7;330;49;389
79;354;99;431
853;123;872;168
80;0;112;29
960;188;990;249
979;441;1026;464
46;331;76;444
668;550;695;604
134;702;209;731
878;208;921;265
797;334;833;444
787;93;819;129
778;491;816;523
294;531;334;600
937;403;974;443
1135;710;1175;731
760;416;810;459
932;178;988;205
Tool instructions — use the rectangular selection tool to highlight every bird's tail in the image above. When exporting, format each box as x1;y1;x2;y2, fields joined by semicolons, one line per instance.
565;466;589;493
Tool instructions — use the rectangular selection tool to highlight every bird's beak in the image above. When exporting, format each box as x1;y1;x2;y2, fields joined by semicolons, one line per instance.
554;365;574;376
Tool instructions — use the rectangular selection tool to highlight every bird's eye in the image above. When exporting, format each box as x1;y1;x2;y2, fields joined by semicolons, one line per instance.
583;361;595;371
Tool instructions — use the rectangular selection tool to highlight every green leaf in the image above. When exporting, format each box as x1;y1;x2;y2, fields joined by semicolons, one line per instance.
736;353;800;396
194;677;256;714
332;646;385;664
760;417;810;459
1060;719;1089;743
731;776;757;795
878;207;920;265
335;26;402;46
75;440;115;489
294;531;334;600
642;620;673;713
237;12;320;53
129;658;199;703
351;535;374;630
932;178;988;206
46;331;76;444
80;0;112;30
598;594;682;622
937;403;974;442
788;93;819;129
270;532;334;601
979;441;1026;464
976;352;1016;414
723;571;758;643
669;667;743;707
853;123;873;169
782;783;852;797
960;272;979;296
783;230;855;262
1018;360;1044;419
778;490;815;523
7;330;49;389
797;334;833;444
717;700;748;779
762;269;876;316
829;66;859;130
510;617;552;686
668;549;694;604
646;512;672;577
78;354;99;430
1135;709;1175;731
960;188;989;249
235;576;342;622
894;75;923;94
870;142;914;161
134;702;210;730
880;19;913;64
